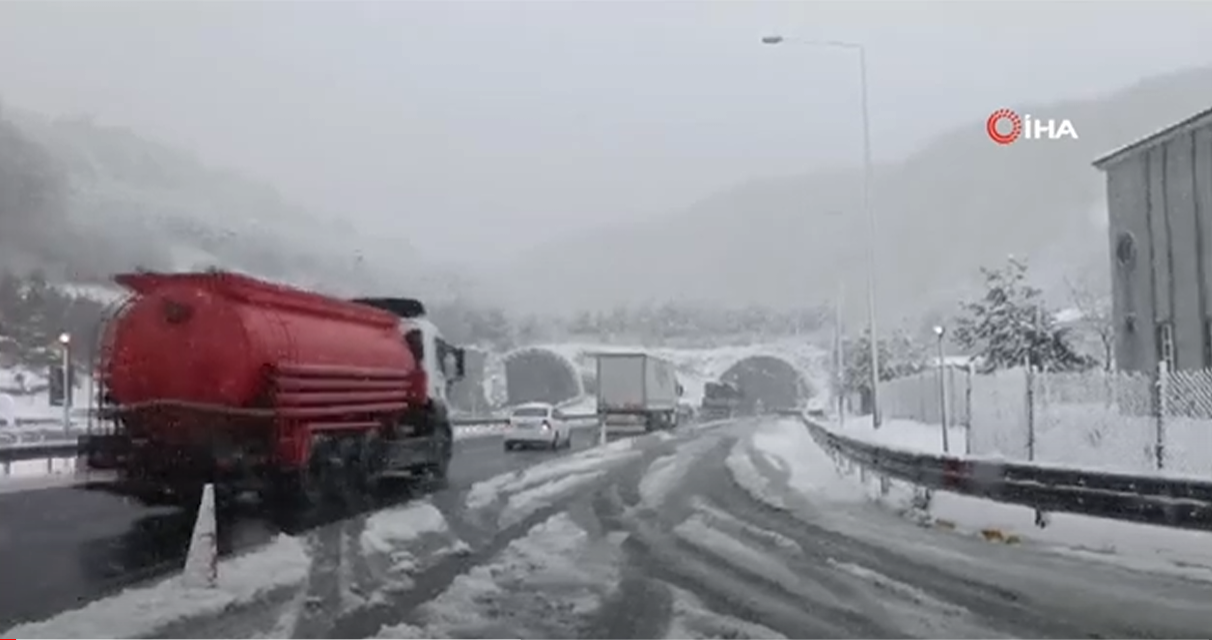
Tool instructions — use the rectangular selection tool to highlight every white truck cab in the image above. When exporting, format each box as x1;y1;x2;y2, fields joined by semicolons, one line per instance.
349;297;465;407
399;315;465;404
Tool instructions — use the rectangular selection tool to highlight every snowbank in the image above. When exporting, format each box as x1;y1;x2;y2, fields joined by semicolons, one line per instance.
800;417;1212;582
2;535;310;639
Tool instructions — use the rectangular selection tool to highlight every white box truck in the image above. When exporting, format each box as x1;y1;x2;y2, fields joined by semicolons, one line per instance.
594;352;682;431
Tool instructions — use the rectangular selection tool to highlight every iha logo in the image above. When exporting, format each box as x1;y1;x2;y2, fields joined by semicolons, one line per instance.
986;108;1078;145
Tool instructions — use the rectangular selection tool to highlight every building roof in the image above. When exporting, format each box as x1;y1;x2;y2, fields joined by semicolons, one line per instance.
1092;105;1212;171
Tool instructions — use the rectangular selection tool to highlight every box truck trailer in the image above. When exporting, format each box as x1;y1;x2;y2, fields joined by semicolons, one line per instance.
594;352;682;431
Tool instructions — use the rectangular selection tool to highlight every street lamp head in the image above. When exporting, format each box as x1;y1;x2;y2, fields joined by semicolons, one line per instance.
58;332;71;345
760;35;784;45
933;325;945;337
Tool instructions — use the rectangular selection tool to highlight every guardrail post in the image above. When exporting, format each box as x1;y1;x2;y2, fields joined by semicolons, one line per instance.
1155;360;1168;470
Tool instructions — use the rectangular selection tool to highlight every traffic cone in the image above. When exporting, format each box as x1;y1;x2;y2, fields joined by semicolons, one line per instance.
182;483;218;589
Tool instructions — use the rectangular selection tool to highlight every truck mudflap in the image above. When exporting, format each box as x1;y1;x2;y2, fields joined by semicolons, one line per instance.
78;433;133;470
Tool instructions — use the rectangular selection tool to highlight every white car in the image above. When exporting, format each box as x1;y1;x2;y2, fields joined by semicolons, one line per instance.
503;402;572;451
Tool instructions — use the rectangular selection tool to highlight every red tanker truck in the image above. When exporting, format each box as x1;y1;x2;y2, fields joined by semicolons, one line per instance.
80;270;466;508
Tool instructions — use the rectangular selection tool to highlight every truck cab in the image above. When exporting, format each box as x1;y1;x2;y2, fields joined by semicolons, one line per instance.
399;314;466;405
350;297;465;411
349;297;465;483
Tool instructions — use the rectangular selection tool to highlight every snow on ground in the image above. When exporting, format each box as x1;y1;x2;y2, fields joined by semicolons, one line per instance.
375;513;626;639
2;534;310;639
725;435;787;510
791;416;1212;582
466;436;641;525
500;470;606;528
664;584;787;640
0;462;113;495
750;418;870;505
360;500;470;593
638;452;693;508
0;391;88;425
830;415;968;457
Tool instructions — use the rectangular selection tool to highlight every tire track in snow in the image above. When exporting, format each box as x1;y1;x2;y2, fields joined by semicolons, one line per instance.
332;444;656;638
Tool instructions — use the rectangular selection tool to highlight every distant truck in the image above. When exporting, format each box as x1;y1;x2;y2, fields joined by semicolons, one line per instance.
700;381;743;420
594;352;682;431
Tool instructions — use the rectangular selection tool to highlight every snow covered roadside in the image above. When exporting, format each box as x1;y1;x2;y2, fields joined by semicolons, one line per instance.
360;500;471;594
0;466;114;495
1;535;310;639
828;415;969;457
777;417;1212;582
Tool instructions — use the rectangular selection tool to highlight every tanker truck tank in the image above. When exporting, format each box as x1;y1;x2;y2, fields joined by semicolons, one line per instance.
82;270;462;509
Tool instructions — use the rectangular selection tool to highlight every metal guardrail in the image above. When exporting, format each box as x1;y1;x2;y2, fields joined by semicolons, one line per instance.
788;411;1212;533
0;413;599;465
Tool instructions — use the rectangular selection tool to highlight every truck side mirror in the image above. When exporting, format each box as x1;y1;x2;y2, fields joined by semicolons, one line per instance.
453;347;466;380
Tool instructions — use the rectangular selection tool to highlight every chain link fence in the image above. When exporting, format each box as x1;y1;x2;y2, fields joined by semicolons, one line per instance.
881;366;971;430
880;364;1212;477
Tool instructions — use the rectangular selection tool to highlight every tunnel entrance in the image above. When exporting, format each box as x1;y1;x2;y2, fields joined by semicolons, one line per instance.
720;355;811;412
503;347;582;406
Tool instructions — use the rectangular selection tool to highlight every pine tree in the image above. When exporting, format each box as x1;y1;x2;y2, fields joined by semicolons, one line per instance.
952;257;1093;372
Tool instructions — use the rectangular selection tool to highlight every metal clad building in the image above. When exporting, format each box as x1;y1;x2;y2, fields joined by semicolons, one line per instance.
1094;107;1212;372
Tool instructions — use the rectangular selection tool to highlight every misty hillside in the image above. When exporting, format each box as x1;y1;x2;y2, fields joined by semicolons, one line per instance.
0;104;468;299
498;67;1212;324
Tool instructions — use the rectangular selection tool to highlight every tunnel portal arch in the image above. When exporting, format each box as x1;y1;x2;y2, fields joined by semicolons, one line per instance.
719;354;813;412
503;347;584;406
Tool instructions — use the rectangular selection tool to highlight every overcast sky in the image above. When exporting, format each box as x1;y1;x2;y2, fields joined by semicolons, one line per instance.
0;1;1209;270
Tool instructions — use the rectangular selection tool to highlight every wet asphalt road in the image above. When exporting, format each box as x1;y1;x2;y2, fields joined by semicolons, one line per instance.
0;425;605;630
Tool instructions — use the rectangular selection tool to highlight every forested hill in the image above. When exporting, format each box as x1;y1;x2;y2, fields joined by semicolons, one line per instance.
0;102;465;299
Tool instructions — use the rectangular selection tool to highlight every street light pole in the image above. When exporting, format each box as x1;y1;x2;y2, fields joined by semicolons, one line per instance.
761;34;881;428
933;325;950;453
58;332;72;436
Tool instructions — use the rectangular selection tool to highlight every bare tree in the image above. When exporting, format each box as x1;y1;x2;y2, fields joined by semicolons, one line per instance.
1063;275;1114;371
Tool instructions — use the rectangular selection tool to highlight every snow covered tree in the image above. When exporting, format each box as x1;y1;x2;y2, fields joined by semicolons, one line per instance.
1063;275;1114;371
836;329;926;413
952;257;1093;372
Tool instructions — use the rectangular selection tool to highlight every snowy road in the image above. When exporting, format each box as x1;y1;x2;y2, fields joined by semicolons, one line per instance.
7;417;1212;638
0;423;605;631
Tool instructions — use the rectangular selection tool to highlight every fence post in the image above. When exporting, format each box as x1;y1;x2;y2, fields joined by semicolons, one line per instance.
1023;357;1035;462
965;362;974;455
1155;360;1168;470
937;362;950;454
